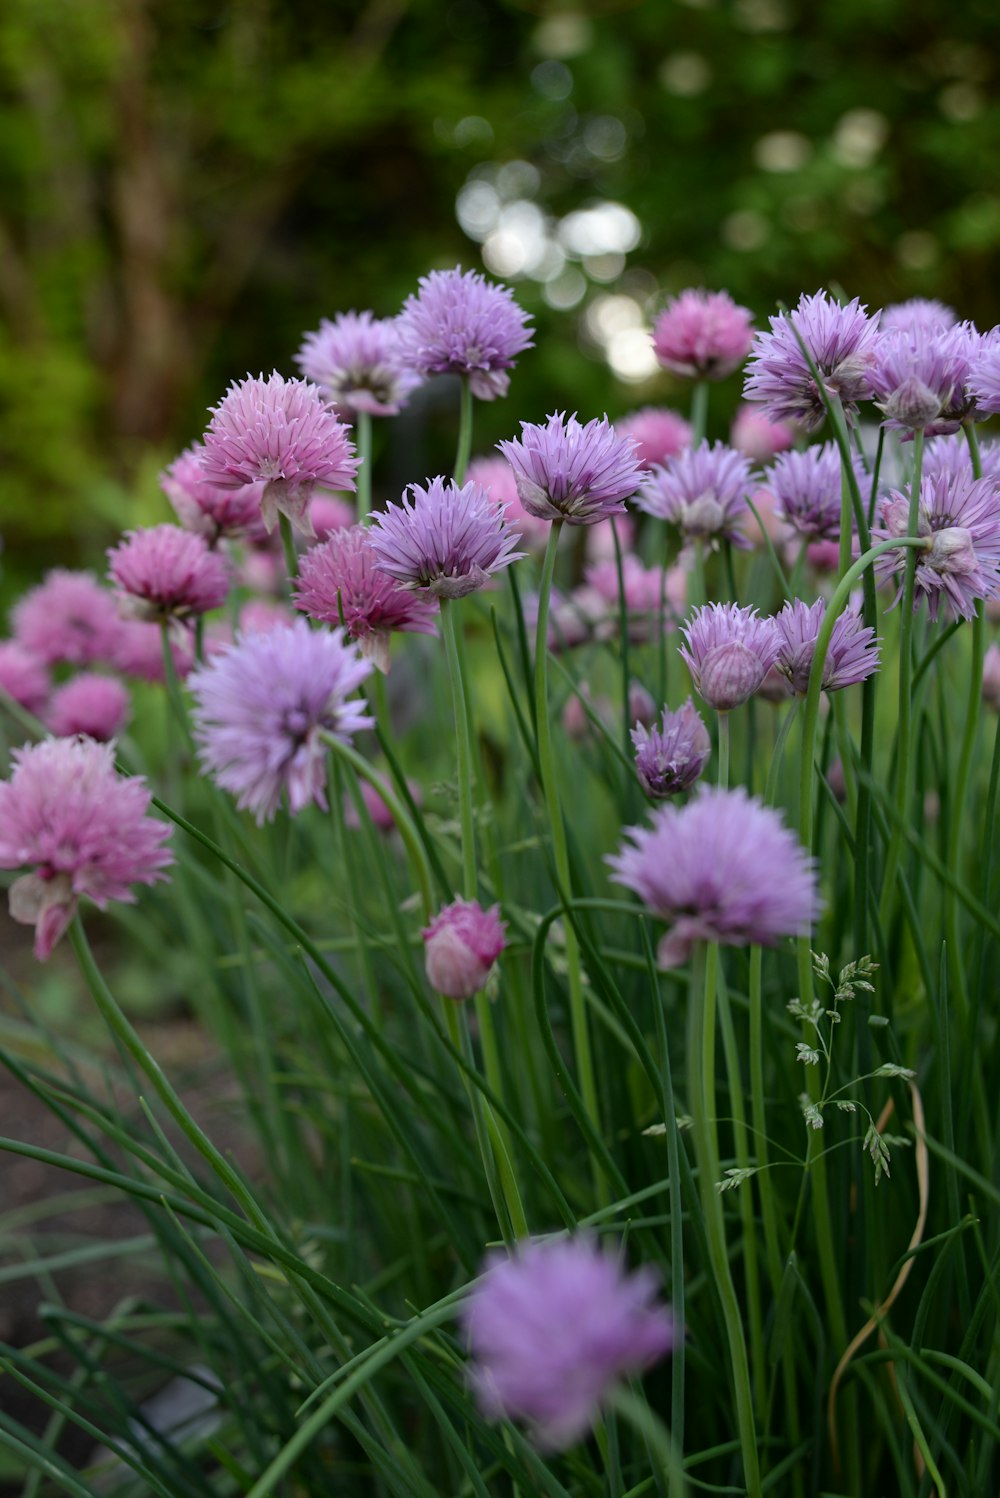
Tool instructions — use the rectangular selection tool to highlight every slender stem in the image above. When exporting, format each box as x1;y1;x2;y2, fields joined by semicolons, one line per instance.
453;378;474;486
612;518;633;766
160;624;194;748
355;409;373;517
534;523;604;1184
690;380;709;446
867;428;885;529
278;512;299;583
440;601;478;900
717;713;730;788
608;1388;686;1495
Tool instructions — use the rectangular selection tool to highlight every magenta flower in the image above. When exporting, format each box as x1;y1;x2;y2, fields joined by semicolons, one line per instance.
12;570;124;669
395;266;533;401
461;1236;674;1450
608;784;819;966
0;642;49;715
160;445;267;544
632;698;711;799
869;325;974;434
368;477;523;599
679;603;781;711
189;620;373;823
497;412;643;526
730;403;796;463
774;599;880;695
422;898;506;1000
652;288;754;380
743;291;881;431
466;456;551;552
616;407;692;469
310;494;356;540
46;674;130;741
111;621;195;683
296;310;421;416
769;442;865;542
108;525;229;625
636;440;754;552
872;473;1000;621
295;525;439;672
200;373;358;536
0;738;172;961
880;298;957;337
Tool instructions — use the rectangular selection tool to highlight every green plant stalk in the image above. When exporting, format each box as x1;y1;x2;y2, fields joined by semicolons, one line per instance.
453;377;474;485
355;408;373;516
534;523;604;1184
609;1387;686;1495
159;624;194;749
331;758;382;1026
687;941;762;1498
612;517;633;766
717;712;730;788
278;511;299;582
690;380;709;446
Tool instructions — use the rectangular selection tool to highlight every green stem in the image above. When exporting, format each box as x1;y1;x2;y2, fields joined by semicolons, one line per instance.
717;713;730;788
608;1388;686;1495
453;378;474;486
440;600;478;900
159;625;194;749
278;511;299;583
690;380;709;446
355;409;373;517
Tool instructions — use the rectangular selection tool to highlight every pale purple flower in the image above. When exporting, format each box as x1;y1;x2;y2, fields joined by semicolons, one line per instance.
295;525;439;672
616;407;692;469
632;698;711;798
395;267;533;401
46;674;130;741
368;477;523;598
11;570;124;668
968;337;1000;418
200;373;358;536
189;620;373;823
921;435;1000;489
582;556;686;643
769;442;866;542
462;1236;674;1450
774;599;879;694
872;473;1000;621
295;310;421;416
636;440;754;551
466;456;551;551
652;289;754;380
422;898;506;999
743;291;881;431
111;621;195;682
679;603;781;711
730;403;796;463
608;784;819;966
108;525;229;624
983;643;1000;712
498;412;643;526
0;642;49;715
880;298;957;337
311;494;356;540
160;445;267;544
0;738;172;961
869;325;974;434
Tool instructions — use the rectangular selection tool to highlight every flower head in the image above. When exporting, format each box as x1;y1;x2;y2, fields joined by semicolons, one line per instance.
769;441;865;542
743;291;880;431
679;603;781;711
632;698;711;798
295;525;439;671
108;525;229;624
462;1236;674;1450
880;298;957;337
111;621;195;682
46;674;130;741
652;289;754;380
730;403;796;463
872;473;1000;620
497;412;643;526
12;570;123;668
0;738;172;960
967;337;1000;419
636;440;754;551
616;407;692;469
295;310;421;416
774;599;880;694
189;621;372;823
0;642;49;715
869;325;974;434
422;898;506;999
368;477;523;598
608;784;819;966
395;267;533;400
160;445;267;544
200;373;358;536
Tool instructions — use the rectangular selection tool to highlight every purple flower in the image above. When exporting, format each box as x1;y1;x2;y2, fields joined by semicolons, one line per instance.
983;643;1000;712
872;473;1000;621
368;477;523;598
422;898;506;999
679;603;781;712
189;620;373;823
160;445;267;544
295;525;439;672
46;674;130;741
880;298;957;337
111;621;195;683
461;1236;674;1450
775;599;880;694
616;407;692;469
652;289;754;380
636;440;754;551
395;267;533;400
108;525;230;624
769;441;865;542
466;455;551;552
497;412;643;526
295;310;421;417
743;291;881;432
12;570;124;669
632;698;711;798
0;642;49;715
967;337;1000;418
608;785;819;966
0;738;172;961
869;325;974;434
730;403;796;463
200;373;358;536
920;435;1000;489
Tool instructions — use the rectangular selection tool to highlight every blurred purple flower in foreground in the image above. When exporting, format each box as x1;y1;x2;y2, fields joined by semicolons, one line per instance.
368;477;523;598
498;412;643;526
652;288;754;380
395;267;533;401
296;310;422;416
422;898;506;1000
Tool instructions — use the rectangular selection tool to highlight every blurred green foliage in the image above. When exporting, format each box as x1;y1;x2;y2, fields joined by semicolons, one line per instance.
1;0;998;576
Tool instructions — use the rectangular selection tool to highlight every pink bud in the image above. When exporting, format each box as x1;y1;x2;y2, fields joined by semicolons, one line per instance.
422;899;507;1000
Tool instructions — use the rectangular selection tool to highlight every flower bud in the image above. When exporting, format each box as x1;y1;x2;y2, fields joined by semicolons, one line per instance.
422;899;506;1000
697;641;765;711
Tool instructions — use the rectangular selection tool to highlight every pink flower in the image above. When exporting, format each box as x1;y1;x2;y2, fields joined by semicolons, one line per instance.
160;445;267;544
730;404;796;463
422;898;506;999
0;738;172;960
108;526;229;624
310;494;356;540
616;407;692;468
296;310;421;416
46;674;130;741
111;621;195;683
652;289;754;380
12;570;124;669
0;642;49;715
